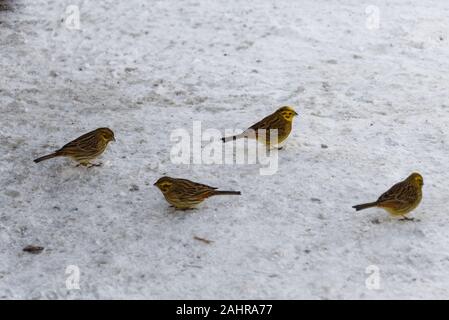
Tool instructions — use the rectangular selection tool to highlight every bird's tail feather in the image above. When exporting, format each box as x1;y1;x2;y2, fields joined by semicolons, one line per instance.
212;190;241;196
352;202;377;211
221;133;245;143
33;152;59;163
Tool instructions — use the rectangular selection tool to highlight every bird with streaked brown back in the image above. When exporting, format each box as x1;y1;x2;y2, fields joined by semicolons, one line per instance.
33;127;115;167
154;176;241;209
352;172;423;221
221;106;298;147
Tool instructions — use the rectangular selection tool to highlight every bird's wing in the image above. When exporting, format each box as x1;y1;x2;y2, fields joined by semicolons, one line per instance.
377;181;402;202
248;112;283;131
173;178;217;199
377;182;417;204
397;184;419;203
59;131;99;154
176;178;217;190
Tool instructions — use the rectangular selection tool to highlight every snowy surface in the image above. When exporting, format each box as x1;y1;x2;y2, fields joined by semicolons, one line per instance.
1;0;449;299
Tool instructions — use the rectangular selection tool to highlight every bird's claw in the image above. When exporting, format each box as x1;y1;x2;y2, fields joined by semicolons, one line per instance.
76;162;103;168
87;163;103;169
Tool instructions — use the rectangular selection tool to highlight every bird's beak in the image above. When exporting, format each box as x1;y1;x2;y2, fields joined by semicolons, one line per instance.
153;182;157;186
112;137;116;142
294;111;298;116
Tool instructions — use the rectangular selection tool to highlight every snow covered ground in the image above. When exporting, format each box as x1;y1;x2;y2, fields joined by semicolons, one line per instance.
1;0;449;299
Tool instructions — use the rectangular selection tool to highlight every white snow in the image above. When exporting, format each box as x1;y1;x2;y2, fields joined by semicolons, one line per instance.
1;0;449;299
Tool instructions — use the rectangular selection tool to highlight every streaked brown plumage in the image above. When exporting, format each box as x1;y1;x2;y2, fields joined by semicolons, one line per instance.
221;106;298;146
34;127;115;167
352;172;423;220
154;176;241;209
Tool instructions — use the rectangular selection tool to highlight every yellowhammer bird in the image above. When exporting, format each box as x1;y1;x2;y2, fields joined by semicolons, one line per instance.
221;106;298;147
34;127;115;167
352;172;423;221
154;176;241;209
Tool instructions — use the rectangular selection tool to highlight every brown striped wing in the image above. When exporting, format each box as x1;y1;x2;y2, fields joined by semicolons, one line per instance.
164;178;218;208
247;113;290;143
57;130;106;159
249;112;285;131
171;178;217;199
377;181;419;209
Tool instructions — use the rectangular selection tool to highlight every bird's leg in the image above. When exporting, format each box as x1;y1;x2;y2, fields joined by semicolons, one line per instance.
168;204;196;211
265;145;283;155
399;216;415;222
268;143;284;151
87;162;103;169
76;160;102;168
76;162;90;168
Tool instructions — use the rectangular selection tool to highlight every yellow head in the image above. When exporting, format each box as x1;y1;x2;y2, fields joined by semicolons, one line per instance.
407;172;424;187
97;127;116;142
276;106;298;121
154;176;175;193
